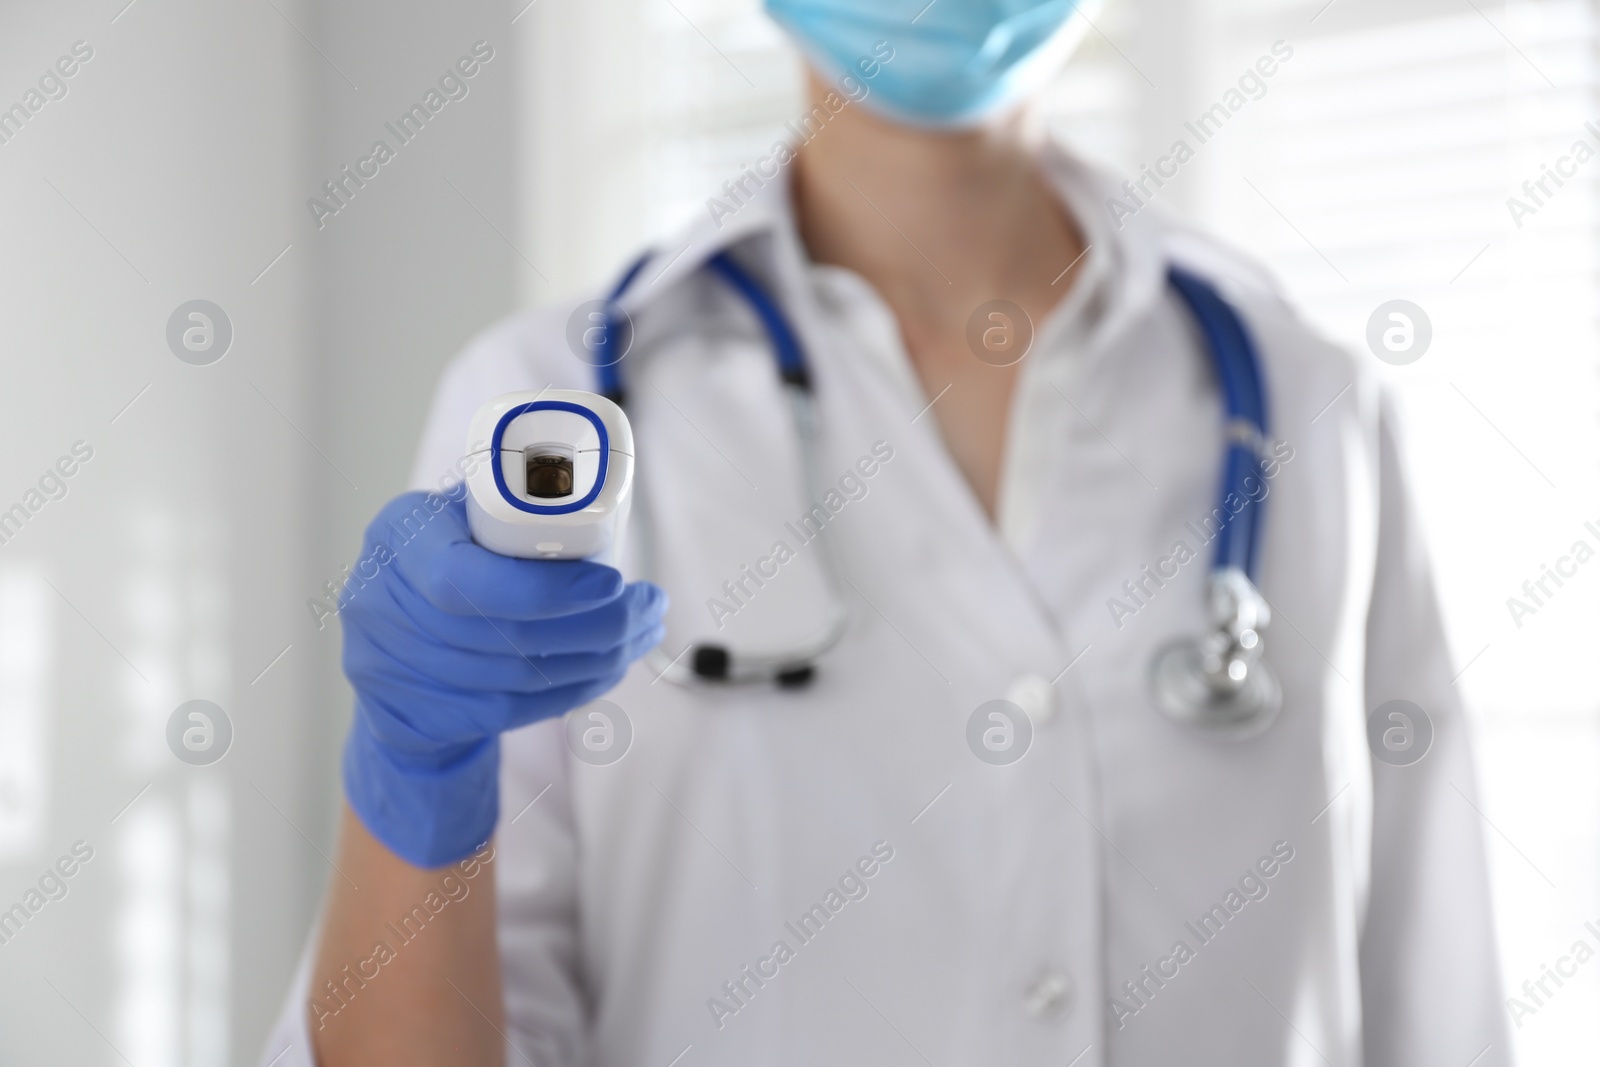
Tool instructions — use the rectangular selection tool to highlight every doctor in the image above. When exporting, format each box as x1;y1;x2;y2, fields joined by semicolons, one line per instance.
268;1;1510;1064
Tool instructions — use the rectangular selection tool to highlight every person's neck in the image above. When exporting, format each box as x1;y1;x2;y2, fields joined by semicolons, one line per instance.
790;71;1086;354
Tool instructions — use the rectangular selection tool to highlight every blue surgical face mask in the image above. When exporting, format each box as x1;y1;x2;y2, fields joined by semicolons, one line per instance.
765;0;1094;128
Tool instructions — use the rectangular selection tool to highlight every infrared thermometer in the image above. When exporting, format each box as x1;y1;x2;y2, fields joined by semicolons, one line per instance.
464;390;634;562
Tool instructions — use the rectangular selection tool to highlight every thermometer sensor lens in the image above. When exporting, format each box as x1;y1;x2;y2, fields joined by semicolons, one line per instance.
525;448;575;498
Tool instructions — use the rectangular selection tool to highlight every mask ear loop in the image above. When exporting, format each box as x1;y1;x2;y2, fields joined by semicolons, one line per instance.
970;0;1085;73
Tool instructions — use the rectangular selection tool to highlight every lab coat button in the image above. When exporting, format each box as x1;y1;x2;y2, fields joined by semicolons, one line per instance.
1007;673;1056;726
1022;969;1072;1020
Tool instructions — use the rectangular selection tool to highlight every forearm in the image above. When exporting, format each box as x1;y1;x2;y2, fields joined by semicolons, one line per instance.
305;492;656;1063
310;804;505;1067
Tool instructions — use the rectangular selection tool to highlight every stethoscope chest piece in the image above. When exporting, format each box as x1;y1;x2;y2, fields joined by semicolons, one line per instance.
1148;265;1281;739
1150;568;1282;739
1151;639;1281;738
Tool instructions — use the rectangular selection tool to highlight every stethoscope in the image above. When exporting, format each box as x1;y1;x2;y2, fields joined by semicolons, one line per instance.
590;250;1282;737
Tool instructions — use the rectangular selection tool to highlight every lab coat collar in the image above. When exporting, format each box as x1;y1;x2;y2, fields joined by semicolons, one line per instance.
1032;137;1170;361
609;133;1174;352
609;164;803;318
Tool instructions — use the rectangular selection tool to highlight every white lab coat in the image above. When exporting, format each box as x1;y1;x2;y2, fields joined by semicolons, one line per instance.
264;143;1510;1067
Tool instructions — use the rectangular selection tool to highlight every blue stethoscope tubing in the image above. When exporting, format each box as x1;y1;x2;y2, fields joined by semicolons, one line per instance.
593;250;1282;734
1167;265;1269;579
598;250;845;687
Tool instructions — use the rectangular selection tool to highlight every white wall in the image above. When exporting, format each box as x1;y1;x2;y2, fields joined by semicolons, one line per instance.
0;0;517;1062
0;1;312;1062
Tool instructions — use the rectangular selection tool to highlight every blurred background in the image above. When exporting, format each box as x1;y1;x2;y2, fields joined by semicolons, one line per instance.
0;0;1594;1062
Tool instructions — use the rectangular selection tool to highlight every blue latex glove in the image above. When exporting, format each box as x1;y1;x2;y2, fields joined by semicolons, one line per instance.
340;491;667;868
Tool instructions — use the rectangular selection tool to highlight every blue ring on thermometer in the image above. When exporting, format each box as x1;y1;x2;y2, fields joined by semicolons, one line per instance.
489;400;611;515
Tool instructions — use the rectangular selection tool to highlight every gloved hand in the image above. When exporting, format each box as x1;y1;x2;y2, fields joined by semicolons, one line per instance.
339;490;667;868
